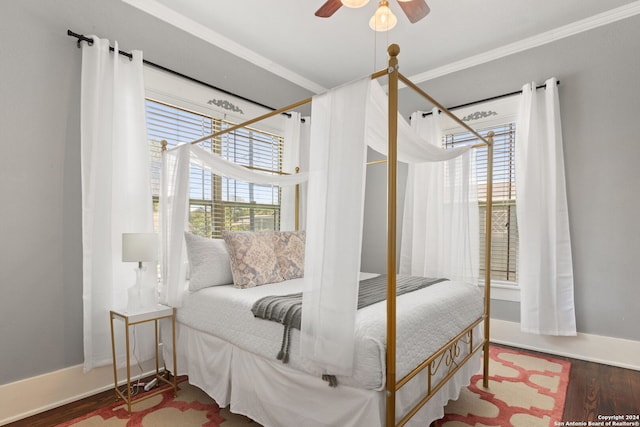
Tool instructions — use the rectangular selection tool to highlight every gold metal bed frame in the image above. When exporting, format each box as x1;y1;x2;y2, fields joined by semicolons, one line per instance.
166;43;494;427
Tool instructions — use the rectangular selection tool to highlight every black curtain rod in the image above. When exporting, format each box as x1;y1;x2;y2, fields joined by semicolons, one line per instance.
67;30;294;118
422;80;560;117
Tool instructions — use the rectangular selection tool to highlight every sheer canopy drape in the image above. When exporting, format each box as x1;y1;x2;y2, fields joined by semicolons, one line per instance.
300;79;474;375
516;78;576;336
280;111;307;231
300;79;370;376
81;37;155;371
399;109;479;283
159;144;308;307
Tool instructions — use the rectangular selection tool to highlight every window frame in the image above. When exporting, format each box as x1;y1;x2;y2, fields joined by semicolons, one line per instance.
439;95;521;302
143;65;289;238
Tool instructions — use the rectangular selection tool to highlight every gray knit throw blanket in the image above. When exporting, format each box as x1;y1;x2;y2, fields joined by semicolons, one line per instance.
251;274;446;386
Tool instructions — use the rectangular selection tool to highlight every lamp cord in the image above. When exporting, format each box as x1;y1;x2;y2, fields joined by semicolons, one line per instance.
118;326;145;397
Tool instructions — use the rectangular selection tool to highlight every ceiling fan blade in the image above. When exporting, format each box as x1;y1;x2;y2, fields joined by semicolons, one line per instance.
397;0;430;23
315;0;343;18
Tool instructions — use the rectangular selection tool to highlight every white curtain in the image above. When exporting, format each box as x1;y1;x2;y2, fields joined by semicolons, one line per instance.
516;78;577;336
301;78;370;376
280;111;303;231
399;109;479;284
297;118;312;231
81;37;155;371
365;83;471;162
300;79;474;376
160;144;309;307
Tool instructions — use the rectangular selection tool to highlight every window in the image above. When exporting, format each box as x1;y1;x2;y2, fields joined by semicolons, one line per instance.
444;122;518;284
146;99;284;237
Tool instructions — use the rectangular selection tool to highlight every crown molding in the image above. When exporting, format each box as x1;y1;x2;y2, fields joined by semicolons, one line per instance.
408;1;640;84
122;0;328;94
124;0;640;92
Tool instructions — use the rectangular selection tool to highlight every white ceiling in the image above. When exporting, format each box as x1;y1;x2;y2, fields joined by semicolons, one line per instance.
124;0;640;95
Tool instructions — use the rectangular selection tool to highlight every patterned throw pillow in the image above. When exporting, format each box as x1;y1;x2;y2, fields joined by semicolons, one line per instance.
222;231;284;289
184;232;234;291
273;231;305;280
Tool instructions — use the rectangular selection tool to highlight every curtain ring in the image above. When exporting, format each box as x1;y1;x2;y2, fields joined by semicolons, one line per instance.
77;36;94;48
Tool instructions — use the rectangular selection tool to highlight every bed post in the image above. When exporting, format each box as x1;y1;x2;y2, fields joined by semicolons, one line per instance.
482;131;494;388
386;43;400;427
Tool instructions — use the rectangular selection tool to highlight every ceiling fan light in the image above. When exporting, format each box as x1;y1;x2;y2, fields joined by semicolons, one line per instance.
369;1;397;31
341;0;369;8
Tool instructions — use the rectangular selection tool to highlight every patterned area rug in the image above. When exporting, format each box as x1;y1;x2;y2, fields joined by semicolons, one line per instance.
59;346;569;427
440;345;571;426
56;380;257;427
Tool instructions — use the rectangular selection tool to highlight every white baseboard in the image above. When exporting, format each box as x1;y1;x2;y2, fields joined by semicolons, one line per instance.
0;358;160;426
490;318;640;371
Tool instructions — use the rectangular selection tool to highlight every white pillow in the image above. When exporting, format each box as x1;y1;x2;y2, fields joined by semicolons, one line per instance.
184;232;234;291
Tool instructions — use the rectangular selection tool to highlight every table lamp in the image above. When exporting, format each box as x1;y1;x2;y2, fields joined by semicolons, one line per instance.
122;233;158;311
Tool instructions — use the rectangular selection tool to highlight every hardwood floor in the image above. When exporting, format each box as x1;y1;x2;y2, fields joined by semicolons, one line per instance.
6;347;640;426
564;356;640;421
7;387;119;427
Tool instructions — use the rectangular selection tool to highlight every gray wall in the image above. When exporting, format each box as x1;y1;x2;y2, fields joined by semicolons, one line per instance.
1;1;84;385
0;0;314;386
364;15;640;340
1;0;638;386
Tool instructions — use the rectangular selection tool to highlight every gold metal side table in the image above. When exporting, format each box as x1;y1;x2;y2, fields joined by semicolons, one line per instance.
109;304;177;414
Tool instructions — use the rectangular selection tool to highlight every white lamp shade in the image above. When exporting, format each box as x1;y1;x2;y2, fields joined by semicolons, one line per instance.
369;1;397;31
122;233;158;262
341;0;369;8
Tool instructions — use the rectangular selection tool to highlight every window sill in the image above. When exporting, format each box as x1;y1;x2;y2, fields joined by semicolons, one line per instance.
478;280;520;302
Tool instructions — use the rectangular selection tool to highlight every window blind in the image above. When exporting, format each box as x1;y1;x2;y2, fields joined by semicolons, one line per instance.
146;99;284;237
445;122;518;282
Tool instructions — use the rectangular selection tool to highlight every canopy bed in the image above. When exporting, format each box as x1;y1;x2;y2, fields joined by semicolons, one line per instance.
159;44;495;427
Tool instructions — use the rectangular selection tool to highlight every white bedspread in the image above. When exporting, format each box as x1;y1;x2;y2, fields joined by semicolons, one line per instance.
177;273;483;390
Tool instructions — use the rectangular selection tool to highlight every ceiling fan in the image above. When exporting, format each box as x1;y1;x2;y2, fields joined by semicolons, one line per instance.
315;0;430;24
